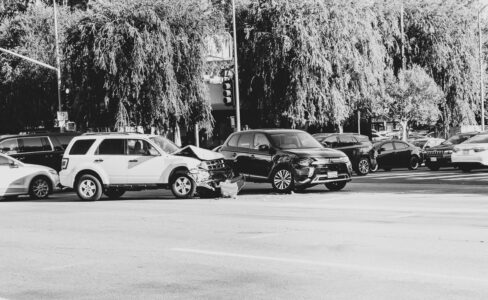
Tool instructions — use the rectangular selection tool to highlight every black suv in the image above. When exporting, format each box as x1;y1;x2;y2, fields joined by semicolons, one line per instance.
220;129;353;193
0;132;79;171
312;133;377;176
424;132;479;171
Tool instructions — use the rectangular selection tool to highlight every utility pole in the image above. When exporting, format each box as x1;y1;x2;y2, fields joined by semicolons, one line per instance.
478;3;488;131
53;0;62;114
400;3;406;71
231;0;241;132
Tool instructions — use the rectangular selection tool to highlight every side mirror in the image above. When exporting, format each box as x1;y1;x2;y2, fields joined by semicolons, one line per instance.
258;144;270;152
9;161;19;168
148;148;160;156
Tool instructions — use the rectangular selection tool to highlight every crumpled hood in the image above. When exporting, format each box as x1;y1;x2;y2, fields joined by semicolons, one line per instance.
282;147;347;158
428;144;455;151
173;145;224;161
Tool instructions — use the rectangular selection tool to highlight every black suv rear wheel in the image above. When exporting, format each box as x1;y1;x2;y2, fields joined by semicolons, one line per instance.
325;181;347;191
356;158;370;176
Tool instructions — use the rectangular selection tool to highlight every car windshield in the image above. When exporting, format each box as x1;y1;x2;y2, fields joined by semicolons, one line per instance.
442;134;472;145
270;132;323;149
149;136;180;154
464;134;488;144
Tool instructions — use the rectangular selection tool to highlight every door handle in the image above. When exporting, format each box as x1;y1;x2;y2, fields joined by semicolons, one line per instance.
250;154;255;158
129;159;138;163
232;153;237;157
94;159;104;163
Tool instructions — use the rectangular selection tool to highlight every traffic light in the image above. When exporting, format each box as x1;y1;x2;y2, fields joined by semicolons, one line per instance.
222;70;234;106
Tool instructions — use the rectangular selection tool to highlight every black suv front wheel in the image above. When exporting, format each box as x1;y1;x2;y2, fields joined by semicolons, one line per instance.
325;181;347;191
271;167;294;193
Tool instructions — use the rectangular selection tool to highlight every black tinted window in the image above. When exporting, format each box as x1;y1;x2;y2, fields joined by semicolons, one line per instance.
253;133;270;149
98;139;125;155
54;135;76;150
20;137;48;152
227;134;239;147
237;133;253;149
69;139;96;155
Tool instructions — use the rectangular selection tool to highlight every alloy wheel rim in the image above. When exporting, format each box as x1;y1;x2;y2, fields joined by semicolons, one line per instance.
274;169;292;190
80;179;97;198
33;179;49;198
359;160;369;174
175;177;192;195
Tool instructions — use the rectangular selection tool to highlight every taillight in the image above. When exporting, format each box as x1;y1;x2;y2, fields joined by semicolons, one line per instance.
61;158;69;170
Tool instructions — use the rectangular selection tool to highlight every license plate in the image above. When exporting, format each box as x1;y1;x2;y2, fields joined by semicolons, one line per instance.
327;171;338;178
431;157;437;162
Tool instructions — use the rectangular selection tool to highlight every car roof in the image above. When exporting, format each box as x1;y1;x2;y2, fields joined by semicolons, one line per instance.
231;129;306;135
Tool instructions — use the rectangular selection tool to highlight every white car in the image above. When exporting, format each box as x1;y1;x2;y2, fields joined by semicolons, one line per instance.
59;133;231;201
451;132;488;172
0;153;59;200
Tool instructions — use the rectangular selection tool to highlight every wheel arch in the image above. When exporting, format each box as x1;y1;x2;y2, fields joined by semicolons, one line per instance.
168;166;190;182
30;174;54;194
74;170;104;187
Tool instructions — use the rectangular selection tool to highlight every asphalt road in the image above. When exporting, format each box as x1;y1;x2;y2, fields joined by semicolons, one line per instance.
1;167;488;299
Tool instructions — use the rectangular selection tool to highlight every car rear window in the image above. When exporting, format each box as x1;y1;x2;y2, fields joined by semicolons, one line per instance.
69;139;96;155
97;139;126;155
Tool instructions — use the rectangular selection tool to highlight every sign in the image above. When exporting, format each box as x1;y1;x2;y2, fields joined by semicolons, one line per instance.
57;111;68;122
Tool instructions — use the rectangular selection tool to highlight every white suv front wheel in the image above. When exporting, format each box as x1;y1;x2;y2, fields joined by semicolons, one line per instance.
76;174;103;201
170;173;196;199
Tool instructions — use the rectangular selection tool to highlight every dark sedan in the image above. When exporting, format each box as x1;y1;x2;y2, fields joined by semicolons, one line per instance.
372;140;422;171
220;129;353;193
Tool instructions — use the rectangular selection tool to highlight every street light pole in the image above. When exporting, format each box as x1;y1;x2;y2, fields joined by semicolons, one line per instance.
231;0;241;132
478;3;488;131
53;0;62;114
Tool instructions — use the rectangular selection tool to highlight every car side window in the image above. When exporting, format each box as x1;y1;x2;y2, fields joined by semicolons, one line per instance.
69;139;96;155
381;143;394;151
338;135;357;146
253;133;270;149
227;134;240;148
127;139;160;156
97;139;126;155
237;133;253;150
19;137;48;153
322;136;338;147
0;139;20;154
394;142;409;150
0;155;11;166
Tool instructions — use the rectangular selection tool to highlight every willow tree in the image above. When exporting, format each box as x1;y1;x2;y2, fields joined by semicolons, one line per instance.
65;0;224;132
236;0;388;130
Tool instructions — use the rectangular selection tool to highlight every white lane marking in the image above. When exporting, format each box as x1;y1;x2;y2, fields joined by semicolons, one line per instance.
442;174;488;181
366;172;457;179
172;248;488;284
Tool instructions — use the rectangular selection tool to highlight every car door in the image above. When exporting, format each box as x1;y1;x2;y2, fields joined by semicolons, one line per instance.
125;139;166;184
234;133;254;176
94;138;128;184
221;133;241;173
393;141;411;167
248;133;273;179
16;137;53;168
337;135;358;163
376;142;395;168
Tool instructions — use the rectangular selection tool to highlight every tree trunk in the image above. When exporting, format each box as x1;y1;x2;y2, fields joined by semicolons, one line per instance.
337;123;343;133
400;120;408;141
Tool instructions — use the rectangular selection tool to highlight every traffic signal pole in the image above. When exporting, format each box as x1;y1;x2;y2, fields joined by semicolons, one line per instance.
231;0;241;132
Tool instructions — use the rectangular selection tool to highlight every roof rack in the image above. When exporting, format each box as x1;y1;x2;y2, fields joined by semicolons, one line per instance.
82;132;143;136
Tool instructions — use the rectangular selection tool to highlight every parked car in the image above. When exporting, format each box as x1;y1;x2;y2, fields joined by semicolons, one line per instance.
371;140;422;171
424;132;479;171
0;132;80;171
0;153;59;200
451;132;488;172
411;138;445;163
312;133;377;176
220;129;353;193
59;133;232;201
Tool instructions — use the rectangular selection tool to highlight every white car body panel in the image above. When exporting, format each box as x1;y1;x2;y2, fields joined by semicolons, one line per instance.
451;143;488;165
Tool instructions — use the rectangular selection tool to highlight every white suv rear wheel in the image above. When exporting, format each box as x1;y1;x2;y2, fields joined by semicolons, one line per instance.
76;174;103;201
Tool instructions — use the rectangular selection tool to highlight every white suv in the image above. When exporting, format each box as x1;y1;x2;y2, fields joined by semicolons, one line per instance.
59;133;230;201
451;132;488;172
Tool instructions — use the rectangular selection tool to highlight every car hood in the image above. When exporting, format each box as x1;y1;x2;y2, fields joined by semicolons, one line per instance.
428;144;455;151
282;148;347;158
173;145;224;161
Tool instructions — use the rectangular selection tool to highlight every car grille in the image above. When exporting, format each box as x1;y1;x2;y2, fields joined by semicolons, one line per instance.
207;159;226;171
426;150;445;158
314;163;348;174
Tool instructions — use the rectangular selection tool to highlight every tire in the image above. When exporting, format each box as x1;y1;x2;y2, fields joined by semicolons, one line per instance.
370;163;378;173
29;176;51;200
271;167;294;193
356;158;370;176
170;173;196;199
104;188;125;200
325;181;347;191
76;174;103;201
427;163;440;171
408;156;419;170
